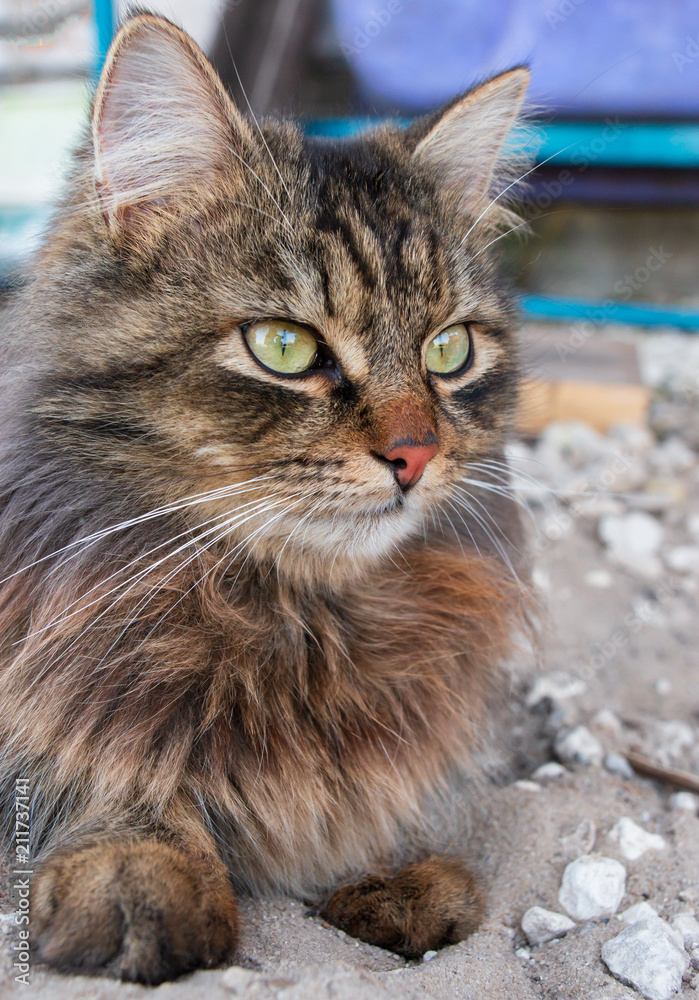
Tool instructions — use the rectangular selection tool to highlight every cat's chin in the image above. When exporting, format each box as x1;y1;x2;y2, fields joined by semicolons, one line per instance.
241;502;427;586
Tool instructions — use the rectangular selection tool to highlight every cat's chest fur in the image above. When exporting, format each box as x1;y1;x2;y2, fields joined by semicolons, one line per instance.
176;545;516;892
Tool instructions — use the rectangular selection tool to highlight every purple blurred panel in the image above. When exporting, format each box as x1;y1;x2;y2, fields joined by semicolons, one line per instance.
331;0;699;116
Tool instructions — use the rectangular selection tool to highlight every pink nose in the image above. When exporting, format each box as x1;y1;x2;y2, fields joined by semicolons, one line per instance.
382;440;439;489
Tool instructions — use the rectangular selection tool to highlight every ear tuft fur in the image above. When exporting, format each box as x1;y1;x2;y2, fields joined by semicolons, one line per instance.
409;68;532;233
92;14;245;236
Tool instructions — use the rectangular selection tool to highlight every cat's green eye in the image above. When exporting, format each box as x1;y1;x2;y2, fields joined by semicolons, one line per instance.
244;320;319;375
425;323;472;376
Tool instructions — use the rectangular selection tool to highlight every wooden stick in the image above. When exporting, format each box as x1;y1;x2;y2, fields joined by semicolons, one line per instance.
624;750;699;795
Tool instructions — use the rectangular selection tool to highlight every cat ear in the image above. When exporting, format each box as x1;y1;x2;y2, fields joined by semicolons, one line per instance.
409;67;530;219
92;14;245;235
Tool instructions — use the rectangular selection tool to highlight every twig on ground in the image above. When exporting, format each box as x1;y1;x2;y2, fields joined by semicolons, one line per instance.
624;750;699;794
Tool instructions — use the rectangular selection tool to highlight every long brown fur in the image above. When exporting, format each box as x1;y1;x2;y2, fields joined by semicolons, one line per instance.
0;12;532;983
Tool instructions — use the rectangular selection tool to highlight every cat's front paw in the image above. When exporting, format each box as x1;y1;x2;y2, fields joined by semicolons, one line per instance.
320;855;484;958
31;839;238;983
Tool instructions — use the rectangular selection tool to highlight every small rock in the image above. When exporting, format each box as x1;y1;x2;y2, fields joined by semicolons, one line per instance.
515;946;532;961
559;854;626;920
648;436;695;475
521;906;576;946
599;511;664;579
690;972;699;989
620;902;659;924
672;911;699;950
555;726;603;766
664;545;699;575
532;762;568;781
609;423;655;457
601;917;689;1000
655;720;695;764
547;702;579;732
691;947;699;970
513;780;541;792
592;708;623;736
584;568;614;588
670;792;698;814
422;950;438;962
604;753;635;779
608;818;666;861
527;672;587;707
655;678;672;696
560;818;597;858
537;421;609;469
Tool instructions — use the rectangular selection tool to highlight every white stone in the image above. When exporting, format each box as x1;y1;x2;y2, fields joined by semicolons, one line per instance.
515;946;532;961
592;708;623;736
655;678;672;696
601;917;689;1000
691;947;699;970
532;762;568;781
648;437;695;475
422;950;438;962
513;780;541;792
584;568;614;588
620;902;659;924
599;511;664;579
604;753;635;779
521;906;576;947
558;854;626;921
655;720;695;764
555;726;603;767
672;911;699;950
608;818;666;861
670;792;698;814
690;971;699;989
664;545;699;574
609;423;655;458
527;672;587;707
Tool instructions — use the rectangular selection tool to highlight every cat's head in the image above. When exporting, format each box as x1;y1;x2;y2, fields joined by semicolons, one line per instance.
34;14;530;580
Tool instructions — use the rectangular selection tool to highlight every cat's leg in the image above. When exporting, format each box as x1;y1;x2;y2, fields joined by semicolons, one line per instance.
320;855;484;958
31;822;238;984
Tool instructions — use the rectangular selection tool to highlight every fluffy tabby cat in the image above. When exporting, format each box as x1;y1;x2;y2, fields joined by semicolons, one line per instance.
0;13;532;983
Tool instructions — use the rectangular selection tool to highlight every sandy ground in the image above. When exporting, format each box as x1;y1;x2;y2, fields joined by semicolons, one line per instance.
1;323;698;1000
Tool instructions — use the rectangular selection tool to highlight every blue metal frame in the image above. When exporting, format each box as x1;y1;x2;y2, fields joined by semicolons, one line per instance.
520;295;699;330
94;0;114;75
306;118;699;170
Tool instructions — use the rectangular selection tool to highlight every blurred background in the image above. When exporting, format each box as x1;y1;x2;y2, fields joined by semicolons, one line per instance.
1;0;699;330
